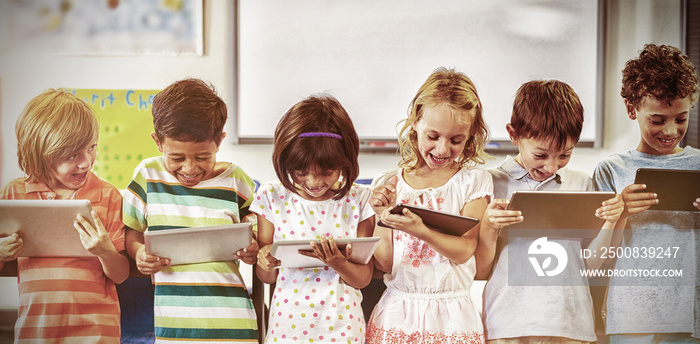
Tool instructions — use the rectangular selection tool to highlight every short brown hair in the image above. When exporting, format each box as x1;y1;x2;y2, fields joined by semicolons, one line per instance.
398;67;489;171
510;80;584;150
272;94;360;200
152;78;227;144
621;44;699;109
16;89;99;185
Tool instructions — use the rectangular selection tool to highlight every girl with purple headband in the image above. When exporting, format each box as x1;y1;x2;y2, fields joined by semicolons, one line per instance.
252;94;375;343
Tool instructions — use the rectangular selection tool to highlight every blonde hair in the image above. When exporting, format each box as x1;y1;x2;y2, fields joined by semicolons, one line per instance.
398;67;489;171
16;89;99;185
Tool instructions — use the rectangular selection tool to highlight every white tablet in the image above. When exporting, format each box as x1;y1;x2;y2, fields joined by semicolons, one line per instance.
0;199;97;257
144;223;252;266
270;237;380;268
502;190;616;238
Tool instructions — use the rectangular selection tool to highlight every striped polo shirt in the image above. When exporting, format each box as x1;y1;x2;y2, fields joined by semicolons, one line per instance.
0;171;126;344
122;156;258;343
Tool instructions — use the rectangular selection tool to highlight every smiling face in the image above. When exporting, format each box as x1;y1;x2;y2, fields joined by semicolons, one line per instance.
511;133;575;182
627;96;691;155
413;103;471;170
153;134;221;187
290;165;341;201
47;139;98;198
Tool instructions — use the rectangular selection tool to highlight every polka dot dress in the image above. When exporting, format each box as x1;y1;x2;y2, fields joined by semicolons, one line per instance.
252;183;374;343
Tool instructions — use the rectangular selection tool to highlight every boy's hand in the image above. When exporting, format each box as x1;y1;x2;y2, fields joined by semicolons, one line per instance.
74;211;117;257
483;198;523;232
257;244;280;271
0;233;23;262
134;246;170;275
370;175;398;215
621;184;658;216
236;239;259;265
596;194;624;222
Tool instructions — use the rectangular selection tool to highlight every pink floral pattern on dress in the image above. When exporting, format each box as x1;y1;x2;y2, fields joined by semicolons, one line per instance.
366;322;485;344
396;198;444;267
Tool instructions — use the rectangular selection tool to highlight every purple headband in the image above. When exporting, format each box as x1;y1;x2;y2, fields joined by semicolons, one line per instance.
298;132;343;140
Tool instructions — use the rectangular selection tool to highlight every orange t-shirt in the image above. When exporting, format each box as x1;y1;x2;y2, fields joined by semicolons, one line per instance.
0;171;125;344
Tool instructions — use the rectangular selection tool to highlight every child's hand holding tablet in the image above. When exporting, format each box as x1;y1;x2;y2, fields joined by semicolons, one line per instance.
378;204;479;237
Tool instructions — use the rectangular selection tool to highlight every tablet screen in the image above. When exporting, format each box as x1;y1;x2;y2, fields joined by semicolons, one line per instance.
634;168;700;212
503;191;614;238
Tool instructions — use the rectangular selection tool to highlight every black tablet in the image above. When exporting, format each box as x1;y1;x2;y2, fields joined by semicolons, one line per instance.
378;204;479;236
502;190;615;238
634;168;700;212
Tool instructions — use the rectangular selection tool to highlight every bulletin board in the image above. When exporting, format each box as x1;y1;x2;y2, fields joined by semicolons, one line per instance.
68;89;161;189
236;0;604;150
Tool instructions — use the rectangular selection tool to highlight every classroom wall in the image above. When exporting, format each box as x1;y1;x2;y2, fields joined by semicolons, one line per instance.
0;0;685;310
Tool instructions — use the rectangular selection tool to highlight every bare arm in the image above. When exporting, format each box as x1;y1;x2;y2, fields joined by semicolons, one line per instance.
368;176;398;273
475;198;522;279
584;194;624;270
604;183;658;264
124;227;170;275
255;215;279;284
74;212;129;283
380;197;488;264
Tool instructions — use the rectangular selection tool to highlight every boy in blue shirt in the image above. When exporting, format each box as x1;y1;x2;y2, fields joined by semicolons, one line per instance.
593;43;700;344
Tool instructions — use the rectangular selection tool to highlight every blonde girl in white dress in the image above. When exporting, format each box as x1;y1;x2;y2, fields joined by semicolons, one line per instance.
366;67;493;344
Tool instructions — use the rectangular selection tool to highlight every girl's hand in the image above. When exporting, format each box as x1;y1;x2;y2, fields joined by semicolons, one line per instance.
483;199;523;232
596;194;624;223
0;233;23;262
299;235;350;268
370;175;398;215
694;197;700;211
134;245;170;275
378;206;425;236
74;211;118;257
236;239;259;265
620;184;658;216
257;244;280;271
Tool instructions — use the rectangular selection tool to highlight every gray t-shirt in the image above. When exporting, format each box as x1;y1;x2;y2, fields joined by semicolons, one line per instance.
482;156;598;342
592;146;700;336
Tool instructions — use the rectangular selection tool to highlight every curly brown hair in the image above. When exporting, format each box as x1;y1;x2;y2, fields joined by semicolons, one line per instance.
621;44;699;109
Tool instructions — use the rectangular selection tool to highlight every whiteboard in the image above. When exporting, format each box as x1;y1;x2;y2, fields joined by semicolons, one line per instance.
237;0;602;149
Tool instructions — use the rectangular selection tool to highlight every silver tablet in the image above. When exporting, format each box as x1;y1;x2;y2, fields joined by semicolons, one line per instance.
270;237;380;268
144;223;253;266
502;190;616;238
0;199;96;257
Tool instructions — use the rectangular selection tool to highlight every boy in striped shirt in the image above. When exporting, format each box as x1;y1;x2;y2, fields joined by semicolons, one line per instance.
122;78;259;343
